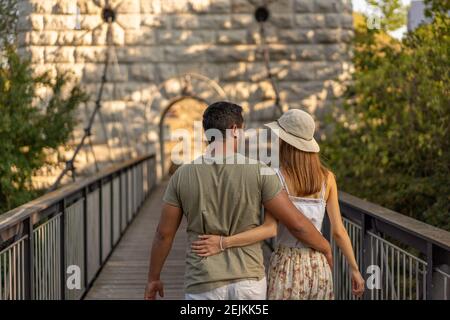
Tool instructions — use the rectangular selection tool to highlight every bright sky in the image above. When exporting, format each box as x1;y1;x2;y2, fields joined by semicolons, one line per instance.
352;0;413;38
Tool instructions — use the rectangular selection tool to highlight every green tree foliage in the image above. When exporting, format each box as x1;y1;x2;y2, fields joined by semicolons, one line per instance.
323;0;450;230
0;47;88;213
367;0;407;31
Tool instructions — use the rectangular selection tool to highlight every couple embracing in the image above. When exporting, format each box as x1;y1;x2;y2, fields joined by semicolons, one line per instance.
144;101;364;300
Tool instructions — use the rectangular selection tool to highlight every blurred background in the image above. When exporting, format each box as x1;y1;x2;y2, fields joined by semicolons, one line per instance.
1;0;447;230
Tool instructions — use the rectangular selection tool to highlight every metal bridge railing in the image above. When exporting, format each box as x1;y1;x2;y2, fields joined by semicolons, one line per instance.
324;192;450;300
0;153;156;300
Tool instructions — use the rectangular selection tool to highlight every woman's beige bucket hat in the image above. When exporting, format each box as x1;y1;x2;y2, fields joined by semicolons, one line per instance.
265;109;320;153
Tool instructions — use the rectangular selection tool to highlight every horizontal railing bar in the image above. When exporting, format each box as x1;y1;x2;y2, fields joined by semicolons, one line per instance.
0;236;28;255
339;192;450;252
33;213;62;231
0;153;155;233
343;217;362;230
435;268;450;278
368;231;428;265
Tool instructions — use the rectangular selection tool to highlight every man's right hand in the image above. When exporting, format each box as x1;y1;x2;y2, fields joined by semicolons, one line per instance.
144;280;164;300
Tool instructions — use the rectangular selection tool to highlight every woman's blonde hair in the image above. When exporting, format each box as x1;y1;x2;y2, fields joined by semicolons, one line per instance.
279;139;329;197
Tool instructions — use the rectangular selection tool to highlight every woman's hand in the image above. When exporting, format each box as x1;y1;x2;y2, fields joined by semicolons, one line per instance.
351;268;365;297
191;235;223;257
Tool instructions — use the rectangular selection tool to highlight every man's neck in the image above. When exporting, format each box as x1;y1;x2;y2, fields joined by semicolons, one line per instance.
206;139;237;158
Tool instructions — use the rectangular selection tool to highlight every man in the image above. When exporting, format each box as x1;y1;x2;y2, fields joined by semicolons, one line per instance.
144;101;332;300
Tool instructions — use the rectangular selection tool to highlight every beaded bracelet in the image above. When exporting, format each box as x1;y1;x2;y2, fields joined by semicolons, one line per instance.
219;236;225;251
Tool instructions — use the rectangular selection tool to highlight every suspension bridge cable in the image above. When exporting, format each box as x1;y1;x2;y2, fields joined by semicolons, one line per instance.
257;16;283;116
49;21;114;191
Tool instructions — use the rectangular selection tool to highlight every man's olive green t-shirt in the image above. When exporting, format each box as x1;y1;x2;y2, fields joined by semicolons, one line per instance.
163;153;282;294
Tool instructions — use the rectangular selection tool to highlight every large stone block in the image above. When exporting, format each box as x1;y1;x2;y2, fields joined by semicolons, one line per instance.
208;0;231;13
92;24;125;45
293;0;315;13
259;44;296;61
325;14;342;28
77;0;102;14
125;28;156;45
130;64;156;81
219;62;247;81
18;46;44;63
81;82;114;101
231;0;254;13
157;30;215;45
295;14;325;28
324;43;351;61
116;14;142;29
216;30;248;45
161;0;190;13
270;13;294;28
17;14;44;31
83;63;104;82
55;63;84;81
206;45;256;62
295;44;326;60
341;14;354;29
278;81;318;104
171;14;199;29
30;31;59;45
315;0;343;13
114;82;148;101
52;0;78;14
80;15;102;30
116;46;164;63
31;63;57;78
58;31;92;46
248;24;278;44
45;46;75;63
222;82;251;101
171;13;232;29
163;45;209;62
341;29;354;43
18;0;54;14
246;62;266;82
279;61;317;81
269;0;293;13
189;0;213;13
231;14;253;28
17;32;31;46
156;63;178;80
141;14;169;28
75;46;107;63
315;61;343;80
315;29;341;43
141;0;162;14
44;15;77;30
249;81;276;101
115;0;141;14
92;25;108;45
277;29;314;43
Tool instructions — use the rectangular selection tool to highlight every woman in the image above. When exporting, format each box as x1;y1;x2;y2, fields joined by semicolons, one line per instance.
191;109;365;300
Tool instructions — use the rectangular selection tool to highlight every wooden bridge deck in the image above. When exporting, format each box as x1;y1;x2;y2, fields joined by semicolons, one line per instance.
85;181;187;300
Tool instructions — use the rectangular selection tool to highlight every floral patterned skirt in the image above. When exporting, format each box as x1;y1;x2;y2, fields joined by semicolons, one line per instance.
267;245;334;300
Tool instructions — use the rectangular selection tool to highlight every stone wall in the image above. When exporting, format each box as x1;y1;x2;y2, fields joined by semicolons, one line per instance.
17;0;354;185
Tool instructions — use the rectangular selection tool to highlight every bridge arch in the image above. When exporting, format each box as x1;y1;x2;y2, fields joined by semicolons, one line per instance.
144;73;227;178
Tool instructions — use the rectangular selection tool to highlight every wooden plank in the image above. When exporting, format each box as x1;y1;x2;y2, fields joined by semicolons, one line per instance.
84;181;186;300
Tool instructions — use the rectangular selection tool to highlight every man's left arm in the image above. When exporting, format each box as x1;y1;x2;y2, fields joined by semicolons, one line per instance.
144;203;183;300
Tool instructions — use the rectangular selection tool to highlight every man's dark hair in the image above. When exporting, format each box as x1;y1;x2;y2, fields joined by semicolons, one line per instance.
202;101;244;141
